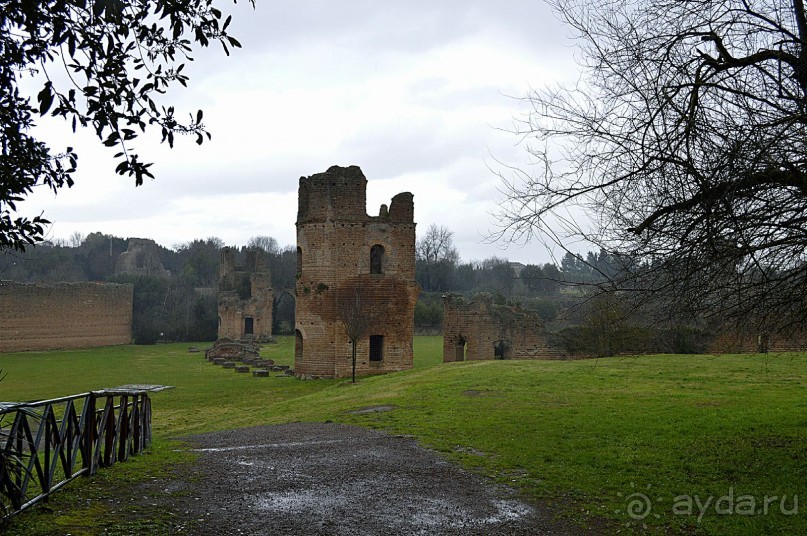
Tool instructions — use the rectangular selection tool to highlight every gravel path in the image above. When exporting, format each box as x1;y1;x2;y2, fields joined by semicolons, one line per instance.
164;423;595;535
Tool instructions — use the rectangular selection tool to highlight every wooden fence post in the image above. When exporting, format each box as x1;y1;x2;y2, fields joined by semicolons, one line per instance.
84;393;97;476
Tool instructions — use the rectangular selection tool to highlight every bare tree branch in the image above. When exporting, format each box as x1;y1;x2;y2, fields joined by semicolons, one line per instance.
496;0;807;335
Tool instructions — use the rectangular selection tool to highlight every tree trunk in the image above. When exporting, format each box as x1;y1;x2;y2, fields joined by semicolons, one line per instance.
351;341;357;383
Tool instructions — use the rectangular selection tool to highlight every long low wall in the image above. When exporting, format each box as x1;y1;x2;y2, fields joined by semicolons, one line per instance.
0;281;133;352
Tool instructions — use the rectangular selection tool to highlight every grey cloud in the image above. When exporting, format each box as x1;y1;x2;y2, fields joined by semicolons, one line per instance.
231;0;563;56
149;161;303;198
407;82;515;111
337;119;482;180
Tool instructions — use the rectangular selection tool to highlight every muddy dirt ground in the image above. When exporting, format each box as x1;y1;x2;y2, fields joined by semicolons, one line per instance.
159;422;601;535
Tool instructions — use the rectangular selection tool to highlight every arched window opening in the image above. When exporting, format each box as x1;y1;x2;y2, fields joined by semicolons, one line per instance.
370;244;385;274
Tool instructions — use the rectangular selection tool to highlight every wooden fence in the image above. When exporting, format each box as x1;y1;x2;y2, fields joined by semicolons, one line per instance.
0;390;151;520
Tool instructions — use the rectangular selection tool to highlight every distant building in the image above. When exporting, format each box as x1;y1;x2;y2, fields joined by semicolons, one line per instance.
294;165;420;378
508;262;526;277
115;238;170;278
442;293;564;362
218;248;273;341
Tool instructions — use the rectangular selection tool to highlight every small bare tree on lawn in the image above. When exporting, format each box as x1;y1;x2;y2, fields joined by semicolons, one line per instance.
336;285;374;383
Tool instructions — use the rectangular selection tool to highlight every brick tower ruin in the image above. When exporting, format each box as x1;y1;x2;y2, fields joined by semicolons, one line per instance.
218;247;273;341
294;165;420;378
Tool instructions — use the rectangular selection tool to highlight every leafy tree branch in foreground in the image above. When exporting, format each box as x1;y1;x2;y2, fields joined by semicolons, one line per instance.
0;0;251;251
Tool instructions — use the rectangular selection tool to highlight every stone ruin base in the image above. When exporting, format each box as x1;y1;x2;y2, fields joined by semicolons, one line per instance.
203;338;293;378
204;338;260;361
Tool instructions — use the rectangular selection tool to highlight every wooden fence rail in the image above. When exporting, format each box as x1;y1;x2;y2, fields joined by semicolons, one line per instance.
0;390;151;520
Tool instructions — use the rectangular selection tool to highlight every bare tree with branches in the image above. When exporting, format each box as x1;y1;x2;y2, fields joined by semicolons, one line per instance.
497;0;807;336
335;284;375;383
247;236;281;256
416;224;460;264
416;224;461;291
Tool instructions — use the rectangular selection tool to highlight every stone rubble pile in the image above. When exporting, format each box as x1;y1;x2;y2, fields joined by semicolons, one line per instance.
200;338;294;378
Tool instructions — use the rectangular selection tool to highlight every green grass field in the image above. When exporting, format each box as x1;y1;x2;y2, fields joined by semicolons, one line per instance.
1;337;805;535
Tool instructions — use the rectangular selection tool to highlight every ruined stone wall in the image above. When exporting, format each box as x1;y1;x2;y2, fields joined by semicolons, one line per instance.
294;165;419;378
708;329;807;354
442;294;565;362
218;248;273;341
115;238;170;277
0;281;133;352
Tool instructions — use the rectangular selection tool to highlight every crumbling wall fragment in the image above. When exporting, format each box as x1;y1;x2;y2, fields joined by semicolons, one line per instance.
442;293;565;362
218;247;273;341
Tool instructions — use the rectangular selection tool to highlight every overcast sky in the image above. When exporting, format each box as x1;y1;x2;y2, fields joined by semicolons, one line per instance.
23;0;577;264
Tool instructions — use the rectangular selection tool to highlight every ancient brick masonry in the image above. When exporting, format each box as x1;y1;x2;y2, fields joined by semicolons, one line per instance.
708;329;807;354
218;248;273;341
0;281;133;352
115;238;170;277
442;294;565;362
295;165;420;378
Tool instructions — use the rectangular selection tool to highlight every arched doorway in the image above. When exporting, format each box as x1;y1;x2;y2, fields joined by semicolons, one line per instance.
272;289;296;335
455;336;467;361
295;329;304;363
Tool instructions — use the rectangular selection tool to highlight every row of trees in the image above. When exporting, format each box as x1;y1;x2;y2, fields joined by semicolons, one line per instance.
4;227;579;341
3;222;766;355
416;224;527;293
416;224;630;294
415;223;759;356
0;234;300;289
0;233;298;343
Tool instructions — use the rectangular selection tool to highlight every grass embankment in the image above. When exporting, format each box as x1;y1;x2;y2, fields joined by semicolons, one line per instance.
1;337;805;535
